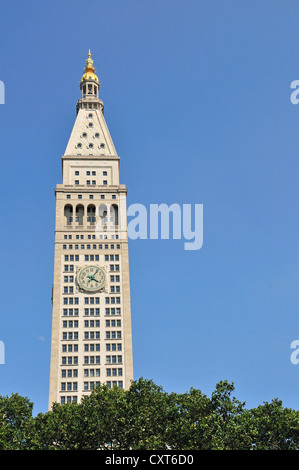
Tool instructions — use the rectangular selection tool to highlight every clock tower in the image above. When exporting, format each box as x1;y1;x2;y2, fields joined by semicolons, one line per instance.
48;51;133;407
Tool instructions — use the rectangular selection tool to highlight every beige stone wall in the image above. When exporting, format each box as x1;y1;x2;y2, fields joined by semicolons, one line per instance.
48;97;133;409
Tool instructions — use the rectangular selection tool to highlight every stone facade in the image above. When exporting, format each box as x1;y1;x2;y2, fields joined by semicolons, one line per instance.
48;52;133;408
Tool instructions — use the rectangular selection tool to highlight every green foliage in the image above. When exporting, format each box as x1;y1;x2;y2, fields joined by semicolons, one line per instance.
0;393;35;450
0;378;298;450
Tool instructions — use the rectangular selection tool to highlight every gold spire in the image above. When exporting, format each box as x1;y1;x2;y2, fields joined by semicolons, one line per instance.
81;49;99;83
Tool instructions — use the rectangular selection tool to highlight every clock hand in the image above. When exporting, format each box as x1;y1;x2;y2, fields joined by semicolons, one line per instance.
87;269;101;283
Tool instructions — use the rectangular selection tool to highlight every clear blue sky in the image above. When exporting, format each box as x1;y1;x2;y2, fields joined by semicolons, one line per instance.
0;0;298;415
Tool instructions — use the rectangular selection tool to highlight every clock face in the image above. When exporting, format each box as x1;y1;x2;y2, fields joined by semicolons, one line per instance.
77;265;106;293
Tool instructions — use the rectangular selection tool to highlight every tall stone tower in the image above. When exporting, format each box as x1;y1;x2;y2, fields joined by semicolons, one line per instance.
48;51;133;408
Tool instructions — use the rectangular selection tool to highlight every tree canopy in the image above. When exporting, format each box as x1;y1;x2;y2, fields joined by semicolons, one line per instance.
0;378;298;450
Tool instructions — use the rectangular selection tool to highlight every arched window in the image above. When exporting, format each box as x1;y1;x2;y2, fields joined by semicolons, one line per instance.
64;204;73;226
76;204;84;225
111;204;118;226
87;204;96;225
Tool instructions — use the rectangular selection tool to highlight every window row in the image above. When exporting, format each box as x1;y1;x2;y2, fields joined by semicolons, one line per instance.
105;297;121;304
63;275;120;284
61;382;124;393
107;381;123;389
63;297;103;305
106;343;122;352
59;382;123;402
84;369;100;377
82;381;124;391
66;194;117;200
106;356;123;364
106;320;121;328
61;368;124;379
104;255;119;261
66;194;116;200
85;331;122;340
84;332;100;340
84;356;101;364
63;297;79;305
64;256;79;262
84;297;100;304
83;381;101;391
61;356;123;365
62;332;79;340
60;396;78;404
84;344;100;352
74;180;108;186
84;320;100;328
64;286;120;296
63;286;74;294
63;244;120;252
62;344;78;352
84;307;121;316
61;382;78;391
84;308;100;316
105;308;121;316
63;309;79;316
60;377;123;392
63;264;119;272
63;307;120;317
106;331;122;340
61;369;78;377
64;235;119;246
107;368;123;377
62;331;122;340
74;170;107;176
62;356;78;365
63;343;122;353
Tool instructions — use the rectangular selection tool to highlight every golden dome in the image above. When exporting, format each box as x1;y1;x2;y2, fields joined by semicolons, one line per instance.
81;50;99;83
